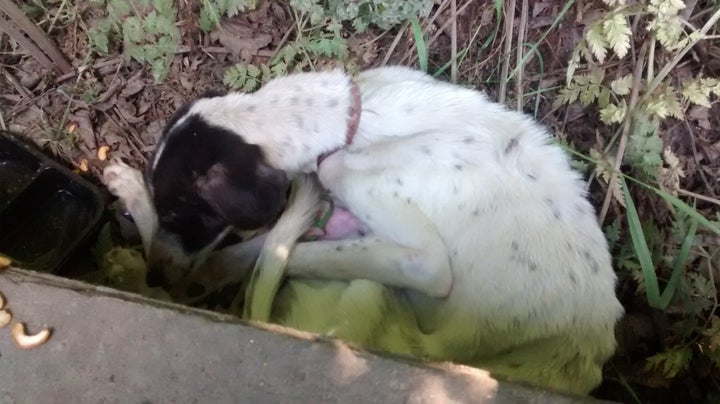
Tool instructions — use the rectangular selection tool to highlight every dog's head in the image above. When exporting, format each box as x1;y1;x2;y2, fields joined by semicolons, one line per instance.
145;95;290;287
144;70;358;288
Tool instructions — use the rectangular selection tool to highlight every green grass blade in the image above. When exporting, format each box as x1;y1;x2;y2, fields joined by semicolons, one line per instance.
484;0;503;49
633;180;720;237
433;49;467;78
561;146;720;237
622;178;661;307
410;17;428;73
658;218;697;309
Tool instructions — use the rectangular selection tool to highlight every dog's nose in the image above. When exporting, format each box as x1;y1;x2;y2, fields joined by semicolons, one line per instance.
146;269;167;288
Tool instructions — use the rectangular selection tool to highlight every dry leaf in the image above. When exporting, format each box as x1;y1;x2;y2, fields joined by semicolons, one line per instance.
211;20;273;59
120;74;146;98
659;147;685;195
688;106;711;130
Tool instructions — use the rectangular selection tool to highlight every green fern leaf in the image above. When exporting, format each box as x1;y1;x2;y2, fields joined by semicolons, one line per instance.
600;100;627;124
627;112;663;177
566;46;582;84
649;0;686;16
585;23;608;63
598;87;611;108
682;78;719;107
246;64;261;78
554;86;580;107
611;74;633;96
646;86;684;119
603;14;632;59
655;16;685;49
645;346;693;378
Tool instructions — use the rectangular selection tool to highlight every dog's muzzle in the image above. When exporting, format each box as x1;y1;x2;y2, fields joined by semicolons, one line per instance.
145;226;233;288
145;233;191;288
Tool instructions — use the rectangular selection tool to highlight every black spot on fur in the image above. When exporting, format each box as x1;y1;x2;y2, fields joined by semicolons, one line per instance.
472;208;479;216
305;98;314;107
336;245;344;252
569;272;577;285
420;146;432;155
582;250;601;274
290;96;299;105
395;178;404;186
247;105;257;112
545;198;562;220
463;137;475;144
327;98;339;108
293;114;304;129
511;241;519;251
527;173;537;181
504;137;519;154
393;191;399;198
529;261;538;271
454;164;463;171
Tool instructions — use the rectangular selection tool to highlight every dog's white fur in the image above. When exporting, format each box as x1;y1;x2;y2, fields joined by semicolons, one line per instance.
105;66;623;394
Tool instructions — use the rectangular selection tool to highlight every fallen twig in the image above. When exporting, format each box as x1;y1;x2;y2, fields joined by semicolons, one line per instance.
0;0;72;74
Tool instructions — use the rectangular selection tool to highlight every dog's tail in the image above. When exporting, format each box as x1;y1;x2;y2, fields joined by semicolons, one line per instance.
239;175;322;321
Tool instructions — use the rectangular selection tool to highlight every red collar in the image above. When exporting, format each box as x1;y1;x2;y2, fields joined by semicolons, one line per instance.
317;81;361;167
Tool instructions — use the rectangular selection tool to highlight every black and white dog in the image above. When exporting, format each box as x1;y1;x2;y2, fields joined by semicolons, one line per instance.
104;66;623;394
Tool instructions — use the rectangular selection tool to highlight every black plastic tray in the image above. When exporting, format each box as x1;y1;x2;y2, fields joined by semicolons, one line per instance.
0;131;104;272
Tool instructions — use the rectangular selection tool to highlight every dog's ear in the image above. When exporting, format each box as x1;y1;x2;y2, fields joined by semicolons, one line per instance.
194;158;289;230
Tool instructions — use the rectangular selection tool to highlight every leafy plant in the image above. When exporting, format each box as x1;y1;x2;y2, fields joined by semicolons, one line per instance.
199;0;255;32
645;345;693;378
223;35;349;91
290;0;433;32
557;0;719;149
87;0;182;81
224;63;266;92
224;0;432;90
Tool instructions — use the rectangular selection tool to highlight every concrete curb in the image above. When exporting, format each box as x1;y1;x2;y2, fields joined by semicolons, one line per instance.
0;268;605;403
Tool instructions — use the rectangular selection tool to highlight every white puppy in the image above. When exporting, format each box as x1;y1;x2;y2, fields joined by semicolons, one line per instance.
105;66;623;394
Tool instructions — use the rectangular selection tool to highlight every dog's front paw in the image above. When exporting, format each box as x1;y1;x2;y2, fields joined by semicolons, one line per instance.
102;160;157;253
102;160;147;201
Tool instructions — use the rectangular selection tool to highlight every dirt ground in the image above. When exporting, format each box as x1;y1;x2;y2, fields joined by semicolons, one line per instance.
1;0;719;402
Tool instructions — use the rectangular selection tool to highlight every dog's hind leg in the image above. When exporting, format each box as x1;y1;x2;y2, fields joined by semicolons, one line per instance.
286;151;453;298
